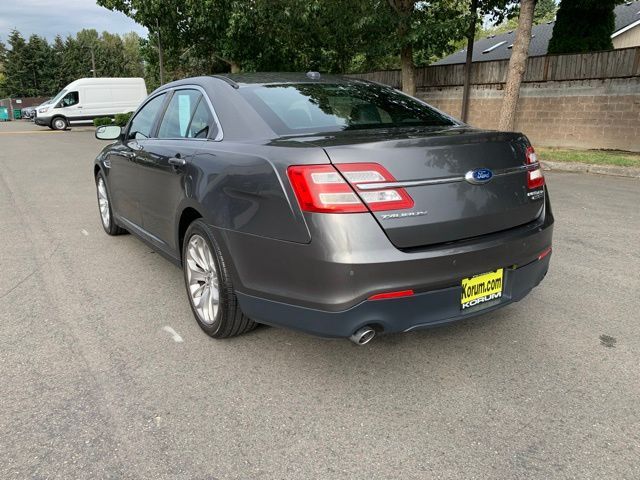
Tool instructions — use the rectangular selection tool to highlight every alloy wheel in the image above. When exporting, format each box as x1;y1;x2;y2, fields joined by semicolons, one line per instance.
97;177;110;228
185;234;220;324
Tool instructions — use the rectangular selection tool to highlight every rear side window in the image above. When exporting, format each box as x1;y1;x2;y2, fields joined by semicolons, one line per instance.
128;93;166;140
186;99;214;138
238;83;455;135
157;89;202;139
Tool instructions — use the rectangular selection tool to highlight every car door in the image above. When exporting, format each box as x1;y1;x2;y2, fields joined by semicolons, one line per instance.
109;92;168;229
136;88;217;252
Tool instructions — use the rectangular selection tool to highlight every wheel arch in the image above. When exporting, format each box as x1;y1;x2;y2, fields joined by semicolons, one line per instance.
178;207;204;261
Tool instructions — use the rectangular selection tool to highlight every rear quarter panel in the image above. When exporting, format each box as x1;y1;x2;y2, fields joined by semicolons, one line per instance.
183;141;331;244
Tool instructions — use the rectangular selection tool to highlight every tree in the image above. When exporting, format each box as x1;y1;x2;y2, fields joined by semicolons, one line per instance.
386;0;467;95
498;0;536;131
548;0;622;54
0;41;6;97
4;30;29;97
122;32;145;77
460;0;523;121
532;0;557;23
97;0;469;93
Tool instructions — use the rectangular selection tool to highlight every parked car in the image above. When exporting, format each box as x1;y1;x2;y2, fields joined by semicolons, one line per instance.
30;98;50;122
21;106;36;119
36;77;146;130
93;73;553;344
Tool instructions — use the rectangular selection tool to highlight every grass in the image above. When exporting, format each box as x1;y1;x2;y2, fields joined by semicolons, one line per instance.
537;148;640;168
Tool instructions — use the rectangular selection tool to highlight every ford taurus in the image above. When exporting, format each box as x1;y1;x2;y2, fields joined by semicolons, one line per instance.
94;72;553;345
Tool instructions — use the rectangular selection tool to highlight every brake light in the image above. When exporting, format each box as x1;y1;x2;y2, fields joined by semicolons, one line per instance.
334;163;414;212
526;146;545;189
287;163;414;213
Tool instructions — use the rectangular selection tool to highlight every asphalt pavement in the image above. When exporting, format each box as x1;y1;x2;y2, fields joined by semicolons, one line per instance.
1;120;639;479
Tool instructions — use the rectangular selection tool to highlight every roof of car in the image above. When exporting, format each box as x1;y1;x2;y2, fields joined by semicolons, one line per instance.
212;72;356;86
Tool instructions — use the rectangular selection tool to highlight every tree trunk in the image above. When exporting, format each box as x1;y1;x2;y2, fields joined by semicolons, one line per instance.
461;0;479;122
498;0;536;131
400;44;416;96
230;62;241;74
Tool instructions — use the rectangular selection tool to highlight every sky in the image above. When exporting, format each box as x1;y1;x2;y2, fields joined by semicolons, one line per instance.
0;0;148;44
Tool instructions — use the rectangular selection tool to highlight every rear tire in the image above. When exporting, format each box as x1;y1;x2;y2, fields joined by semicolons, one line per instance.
51;116;68;130
182;219;256;338
95;172;126;236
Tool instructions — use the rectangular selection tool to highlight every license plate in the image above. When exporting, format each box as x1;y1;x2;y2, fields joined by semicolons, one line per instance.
461;268;504;310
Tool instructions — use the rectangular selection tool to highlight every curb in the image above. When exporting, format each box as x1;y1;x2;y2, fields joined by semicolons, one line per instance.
541;160;640;179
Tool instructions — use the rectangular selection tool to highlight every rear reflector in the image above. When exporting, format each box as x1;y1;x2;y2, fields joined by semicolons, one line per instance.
368;289;414;301
287;163;413;213
526;146;545;189
538;246;552;260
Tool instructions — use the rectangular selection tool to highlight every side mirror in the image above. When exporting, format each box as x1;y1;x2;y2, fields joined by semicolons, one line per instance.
95;125;123;141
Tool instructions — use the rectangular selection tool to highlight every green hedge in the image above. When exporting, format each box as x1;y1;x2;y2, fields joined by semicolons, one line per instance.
93;117;113;127
114;111;133;127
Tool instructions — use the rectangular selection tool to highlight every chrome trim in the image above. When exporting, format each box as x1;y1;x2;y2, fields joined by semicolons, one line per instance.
357;163;539;190
128;84;224;142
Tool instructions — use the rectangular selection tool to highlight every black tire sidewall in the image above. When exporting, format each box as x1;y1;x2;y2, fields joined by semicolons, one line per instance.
182;220;230;337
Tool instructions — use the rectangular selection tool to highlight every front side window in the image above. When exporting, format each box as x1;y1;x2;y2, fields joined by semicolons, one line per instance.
127;93;166;140
157;90;202;139
239;83;456;135
58;91;79;108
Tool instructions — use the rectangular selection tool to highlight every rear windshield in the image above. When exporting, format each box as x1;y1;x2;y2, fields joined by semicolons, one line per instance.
238;83;456;135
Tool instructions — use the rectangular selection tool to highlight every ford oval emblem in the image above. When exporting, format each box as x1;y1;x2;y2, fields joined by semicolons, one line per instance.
465;168;494;185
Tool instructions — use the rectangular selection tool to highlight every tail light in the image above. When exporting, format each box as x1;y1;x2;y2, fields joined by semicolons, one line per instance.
526;146;545;189
287;163;414;213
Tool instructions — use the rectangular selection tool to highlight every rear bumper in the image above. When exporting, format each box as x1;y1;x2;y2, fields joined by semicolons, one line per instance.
237;253;551;337
220;191;553;338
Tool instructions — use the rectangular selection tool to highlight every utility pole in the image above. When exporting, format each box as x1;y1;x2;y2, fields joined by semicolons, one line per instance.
461;0;478;123
156;18;165;85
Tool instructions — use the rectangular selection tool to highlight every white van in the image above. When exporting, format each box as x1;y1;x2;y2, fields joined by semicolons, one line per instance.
35;77;147;130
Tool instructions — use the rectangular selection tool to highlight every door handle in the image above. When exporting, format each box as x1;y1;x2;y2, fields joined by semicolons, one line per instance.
169;157;186;167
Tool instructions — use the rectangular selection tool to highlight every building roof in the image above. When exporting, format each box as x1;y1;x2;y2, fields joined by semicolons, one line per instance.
434;0;640;66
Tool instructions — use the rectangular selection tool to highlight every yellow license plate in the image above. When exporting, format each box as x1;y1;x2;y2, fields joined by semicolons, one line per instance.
461;269;504;310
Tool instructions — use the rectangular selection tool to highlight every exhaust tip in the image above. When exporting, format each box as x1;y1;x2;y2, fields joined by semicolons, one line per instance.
349;326;376;346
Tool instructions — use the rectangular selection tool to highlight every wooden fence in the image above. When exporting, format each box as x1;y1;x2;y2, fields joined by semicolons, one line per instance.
348;46;640;88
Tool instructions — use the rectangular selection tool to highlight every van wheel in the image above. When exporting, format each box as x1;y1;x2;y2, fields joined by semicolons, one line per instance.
182;219;257;338
52;117;68;130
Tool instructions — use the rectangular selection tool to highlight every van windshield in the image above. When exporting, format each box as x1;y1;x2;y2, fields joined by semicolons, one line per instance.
50;89;68;106
238;83;456;135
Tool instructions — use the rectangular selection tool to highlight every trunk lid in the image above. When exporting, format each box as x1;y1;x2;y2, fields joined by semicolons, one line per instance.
317;127;544;249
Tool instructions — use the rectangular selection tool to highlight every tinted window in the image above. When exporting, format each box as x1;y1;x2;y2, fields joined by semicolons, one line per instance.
157;89;201;139
128;93;166;140
186;98;214;138
238;83;455;135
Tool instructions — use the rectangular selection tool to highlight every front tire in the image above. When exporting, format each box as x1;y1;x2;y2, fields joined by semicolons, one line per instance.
51;116;68;130
95;172;125;236
182;219;256;338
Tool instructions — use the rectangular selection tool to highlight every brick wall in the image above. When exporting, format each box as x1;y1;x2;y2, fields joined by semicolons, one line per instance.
419;78;640;152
